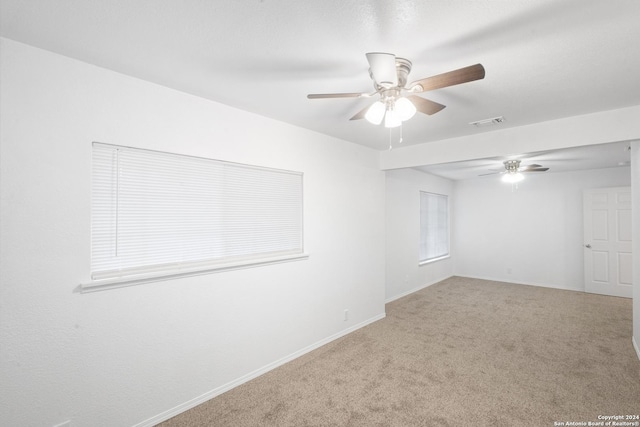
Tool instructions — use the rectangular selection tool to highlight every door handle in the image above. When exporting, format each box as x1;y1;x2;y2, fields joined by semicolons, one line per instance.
585;244;592;249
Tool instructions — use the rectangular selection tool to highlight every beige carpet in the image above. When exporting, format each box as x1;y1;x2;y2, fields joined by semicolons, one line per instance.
159;277;640;426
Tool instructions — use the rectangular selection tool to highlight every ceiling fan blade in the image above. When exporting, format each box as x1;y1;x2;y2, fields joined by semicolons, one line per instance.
518;164;542;171
366;52;398;88
409;63;485;93
523;167;549;172
307;92;366;99
349;103;373;121
406;95;446;115
478;171;502;176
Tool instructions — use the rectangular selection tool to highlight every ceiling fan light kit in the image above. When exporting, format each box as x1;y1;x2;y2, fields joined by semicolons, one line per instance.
501;172;524;183
365;95;417;128
307;52;486;132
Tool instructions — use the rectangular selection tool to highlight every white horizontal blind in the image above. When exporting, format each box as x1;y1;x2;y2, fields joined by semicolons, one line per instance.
419;191;449;263
91;143;303;280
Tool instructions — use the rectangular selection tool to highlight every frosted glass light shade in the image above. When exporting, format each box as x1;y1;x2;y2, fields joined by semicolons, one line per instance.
395;97;417;121
384;109;402;128
365;101;386;125
502;172;524;183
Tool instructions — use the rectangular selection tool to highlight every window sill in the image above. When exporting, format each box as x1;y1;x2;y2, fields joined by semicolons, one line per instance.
418;255;450;266
77;253;309;294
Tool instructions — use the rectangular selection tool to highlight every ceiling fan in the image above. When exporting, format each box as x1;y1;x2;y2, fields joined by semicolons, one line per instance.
307;52;485;128
480;160;549;183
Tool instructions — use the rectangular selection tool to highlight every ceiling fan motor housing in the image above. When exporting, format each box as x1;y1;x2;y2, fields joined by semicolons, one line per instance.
395;58;412;88
369;56;412;91
504;160;521;173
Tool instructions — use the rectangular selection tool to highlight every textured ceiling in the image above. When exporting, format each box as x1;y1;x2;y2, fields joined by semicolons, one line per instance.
2;0;640;154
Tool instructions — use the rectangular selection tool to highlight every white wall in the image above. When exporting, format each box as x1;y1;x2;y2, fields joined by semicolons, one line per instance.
385;168;454;302
453;167;631;291
631;141;640;360
0;38;386;427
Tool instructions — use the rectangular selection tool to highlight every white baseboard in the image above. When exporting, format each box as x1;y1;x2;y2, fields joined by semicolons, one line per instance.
633;336;640;362
385;275;453;304
385;274;586;305
455;274;583;293
133;312;386;427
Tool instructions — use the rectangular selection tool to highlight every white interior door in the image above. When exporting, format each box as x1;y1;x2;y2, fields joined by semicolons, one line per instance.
583;187;632;298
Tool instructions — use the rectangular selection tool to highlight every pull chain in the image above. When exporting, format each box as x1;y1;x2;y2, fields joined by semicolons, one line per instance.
388;123;404;151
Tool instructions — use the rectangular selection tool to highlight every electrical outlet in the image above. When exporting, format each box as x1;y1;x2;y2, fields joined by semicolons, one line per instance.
344;309;349;321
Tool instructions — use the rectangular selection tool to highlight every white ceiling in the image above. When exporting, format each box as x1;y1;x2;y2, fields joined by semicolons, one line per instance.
2;0;639;166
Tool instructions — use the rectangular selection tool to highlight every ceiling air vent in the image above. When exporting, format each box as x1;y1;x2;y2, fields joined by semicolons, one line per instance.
469;116;505;127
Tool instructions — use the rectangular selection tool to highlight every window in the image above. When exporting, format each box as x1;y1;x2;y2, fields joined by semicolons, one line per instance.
419;191;449;264
90;143;304;283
